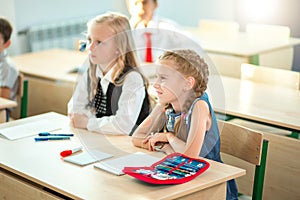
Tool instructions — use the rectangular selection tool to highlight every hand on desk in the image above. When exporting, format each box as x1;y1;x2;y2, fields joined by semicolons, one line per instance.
143;132;169;152
143;133;168;151
69;113;88;129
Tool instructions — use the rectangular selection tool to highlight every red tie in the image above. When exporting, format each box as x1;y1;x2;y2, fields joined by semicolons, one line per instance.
145;32;153;63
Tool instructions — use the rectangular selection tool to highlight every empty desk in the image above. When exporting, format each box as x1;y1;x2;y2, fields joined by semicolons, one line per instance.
185;28;300;78
11;49;87;116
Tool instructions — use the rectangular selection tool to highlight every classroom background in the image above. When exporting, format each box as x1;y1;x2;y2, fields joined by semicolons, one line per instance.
1;1;300;199
1;0;300;71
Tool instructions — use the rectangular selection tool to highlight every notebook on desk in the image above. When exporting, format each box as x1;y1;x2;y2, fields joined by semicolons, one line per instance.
94;152;161;176
63;150;113;166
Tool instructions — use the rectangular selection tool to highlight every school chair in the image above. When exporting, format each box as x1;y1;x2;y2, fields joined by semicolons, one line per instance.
229;63;300;138
245;23;293;69
9;73;28;120
1;109;6;123
19;74;28;118
240;63;300;89
218;120;269;200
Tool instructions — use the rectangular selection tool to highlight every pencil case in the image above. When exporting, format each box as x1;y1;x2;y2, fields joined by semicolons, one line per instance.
123;152;210;184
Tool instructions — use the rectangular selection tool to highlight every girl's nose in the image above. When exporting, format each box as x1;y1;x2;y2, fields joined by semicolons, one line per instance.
153;79;160;89
87;41;96;51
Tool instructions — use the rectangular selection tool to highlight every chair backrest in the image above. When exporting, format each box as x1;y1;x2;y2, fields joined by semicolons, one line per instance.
17;73;24;97
246;23;290;43
241;63;300;90
218;120;264;165
246;23;294;69
218;120;268;200
199;19;240;35
11;73;28;119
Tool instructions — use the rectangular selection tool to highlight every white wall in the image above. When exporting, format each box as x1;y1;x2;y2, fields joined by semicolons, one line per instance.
13;0;115;31
157;0;236;27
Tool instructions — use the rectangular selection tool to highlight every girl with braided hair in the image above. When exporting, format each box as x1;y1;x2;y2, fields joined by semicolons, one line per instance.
132;49;238;200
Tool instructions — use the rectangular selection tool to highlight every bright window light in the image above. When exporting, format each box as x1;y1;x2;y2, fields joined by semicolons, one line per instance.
241;0;279;21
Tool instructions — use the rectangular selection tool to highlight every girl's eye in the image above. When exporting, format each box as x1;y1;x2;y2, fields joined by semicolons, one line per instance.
158;76;167;82
96;40;102;45
160;76;167;80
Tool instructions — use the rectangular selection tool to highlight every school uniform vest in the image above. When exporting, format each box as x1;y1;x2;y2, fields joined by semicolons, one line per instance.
88;66;150;135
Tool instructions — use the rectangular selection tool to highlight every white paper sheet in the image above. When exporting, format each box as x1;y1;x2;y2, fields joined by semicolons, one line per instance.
0;119;63;140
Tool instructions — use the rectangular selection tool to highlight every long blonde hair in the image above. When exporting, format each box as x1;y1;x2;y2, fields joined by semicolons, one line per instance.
87;12;147;100
158;49;209;141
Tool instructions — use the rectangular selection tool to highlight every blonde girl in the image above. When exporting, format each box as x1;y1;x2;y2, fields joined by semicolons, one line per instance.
68;12;150;135
132;49;238;200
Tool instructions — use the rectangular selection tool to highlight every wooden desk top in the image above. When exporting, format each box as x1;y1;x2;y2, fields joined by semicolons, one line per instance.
0;97;17;109
211;76;300;131
0;112;245;200
185;27;300;57
11;49;87;83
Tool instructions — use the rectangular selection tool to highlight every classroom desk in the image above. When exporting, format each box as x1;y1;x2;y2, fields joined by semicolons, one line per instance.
0;97;17;110
210;76;300;200
185;27;300;77
0;112;245;200
212;75;300;132
11;49;87;117
0;97;17;122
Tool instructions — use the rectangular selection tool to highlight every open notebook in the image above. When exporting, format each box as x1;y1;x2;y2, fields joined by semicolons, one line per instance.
94;152;161;176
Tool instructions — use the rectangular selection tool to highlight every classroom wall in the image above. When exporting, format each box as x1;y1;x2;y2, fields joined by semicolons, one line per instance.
1;0;299;71
0;0;120;55
154;0;236;27
13;0;114;31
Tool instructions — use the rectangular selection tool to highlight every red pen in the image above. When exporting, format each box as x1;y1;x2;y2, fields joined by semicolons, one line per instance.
60;146;83;157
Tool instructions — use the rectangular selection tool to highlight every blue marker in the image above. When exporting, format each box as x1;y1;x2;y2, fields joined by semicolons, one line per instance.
38;132;74;137
34;136;71;142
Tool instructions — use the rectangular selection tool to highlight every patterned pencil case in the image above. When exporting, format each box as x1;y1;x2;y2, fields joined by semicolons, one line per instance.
123;153;210;184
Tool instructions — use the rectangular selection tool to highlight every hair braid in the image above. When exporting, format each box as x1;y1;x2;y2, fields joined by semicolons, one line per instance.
174;91;196;141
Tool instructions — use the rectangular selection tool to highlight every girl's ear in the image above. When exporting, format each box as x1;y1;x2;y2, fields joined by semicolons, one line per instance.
185;76;195;90
4;40;11;48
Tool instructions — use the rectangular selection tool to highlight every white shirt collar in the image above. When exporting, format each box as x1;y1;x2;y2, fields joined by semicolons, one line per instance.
96;64;116;95
133;13;159;29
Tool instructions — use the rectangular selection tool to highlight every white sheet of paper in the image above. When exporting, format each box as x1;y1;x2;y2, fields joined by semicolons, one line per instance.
0;119;62;140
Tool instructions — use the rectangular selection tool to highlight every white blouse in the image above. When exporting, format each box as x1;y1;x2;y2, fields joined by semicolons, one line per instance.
0;51;19;100
68;64;146;135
